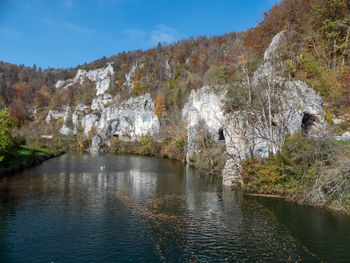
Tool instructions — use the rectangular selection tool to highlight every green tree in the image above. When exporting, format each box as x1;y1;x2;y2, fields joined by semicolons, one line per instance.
0;77;6;99
0;109;17;163
175;88;183;108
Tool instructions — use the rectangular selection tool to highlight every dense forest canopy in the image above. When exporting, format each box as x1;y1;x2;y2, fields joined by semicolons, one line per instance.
0;0;349;128
1;0;350;213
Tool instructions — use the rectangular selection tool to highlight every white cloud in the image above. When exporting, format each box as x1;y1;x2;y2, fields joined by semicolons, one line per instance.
43;18;95;35
123;24;181;46
63;22;96;35
0;27;21;38
123;29;146;39
150;24;179;45
43;18;55;25
64;0;73;9
97;0;137;8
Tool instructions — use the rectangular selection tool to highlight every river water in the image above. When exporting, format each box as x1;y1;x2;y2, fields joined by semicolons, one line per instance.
0;154;349;262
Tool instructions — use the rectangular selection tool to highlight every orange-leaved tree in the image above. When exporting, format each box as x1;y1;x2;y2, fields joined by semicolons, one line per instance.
154;93;167;118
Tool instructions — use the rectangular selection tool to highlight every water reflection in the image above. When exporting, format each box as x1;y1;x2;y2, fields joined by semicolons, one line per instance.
0;154;348;262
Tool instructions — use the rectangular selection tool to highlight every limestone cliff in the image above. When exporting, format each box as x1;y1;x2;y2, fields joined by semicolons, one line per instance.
47;32;327;186
182;86;226;161
46;64;160;152
182;32;326;186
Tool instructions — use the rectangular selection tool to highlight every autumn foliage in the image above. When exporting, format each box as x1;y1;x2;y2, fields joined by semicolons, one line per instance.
154;94;167;117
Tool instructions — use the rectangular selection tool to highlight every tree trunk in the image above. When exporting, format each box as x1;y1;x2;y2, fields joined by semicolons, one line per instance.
333;38;337;68
342;26;350;67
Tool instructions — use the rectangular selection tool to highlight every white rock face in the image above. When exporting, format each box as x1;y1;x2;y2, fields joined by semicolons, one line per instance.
90;135;102;152
46;78;160;151
55;79;74;89
182;86;226;161
264;31;285;62
58;106;73;136
125;62;137;88
46;107;69;123
72;104;90;134
81;114;100;135
47;61;161;151
55;64;114;96
183;32;327;186
223;32;326;186
91;94;113;111
94;93;160;144
222;32;326;186
124;61;144;90
165;59;172;79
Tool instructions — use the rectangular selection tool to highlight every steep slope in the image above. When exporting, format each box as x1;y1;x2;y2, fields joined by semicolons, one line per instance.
1;0;349;188
183;32;326;186
41;31;327;187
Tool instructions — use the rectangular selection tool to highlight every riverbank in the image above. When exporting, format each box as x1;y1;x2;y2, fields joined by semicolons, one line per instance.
240;135;350;215
244;191;350;217
109;136;186;163
106;134;350;215
109;135;226;175
0;146;64;177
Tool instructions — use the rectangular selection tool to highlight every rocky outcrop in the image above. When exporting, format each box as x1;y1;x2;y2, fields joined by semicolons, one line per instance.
45;106;69;123
223;32;326;186
55;79;74;89
47;61;160;152
182;86;226;161
47;31;327;186
183;32;327;186
124;61;145;91
46;92;159;151
55;64;114;96
165;59;172;79
58;106;73;136
91;94;113;111
93;93;160;145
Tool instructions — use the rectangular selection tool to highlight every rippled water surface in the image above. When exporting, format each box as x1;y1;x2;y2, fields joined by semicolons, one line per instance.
0;154;350;262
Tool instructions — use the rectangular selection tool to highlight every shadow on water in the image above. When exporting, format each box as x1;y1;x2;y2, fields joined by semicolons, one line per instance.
249;195;350;263
0;153;348;262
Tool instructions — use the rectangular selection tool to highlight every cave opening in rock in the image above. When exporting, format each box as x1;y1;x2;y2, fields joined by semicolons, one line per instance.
301;113;317;135
218;128;225;141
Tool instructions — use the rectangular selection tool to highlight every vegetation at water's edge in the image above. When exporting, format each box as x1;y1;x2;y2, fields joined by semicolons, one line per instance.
0;109;63;175
109;134;186;162
0;0;350;214
108;128;226;175
241;134;350;213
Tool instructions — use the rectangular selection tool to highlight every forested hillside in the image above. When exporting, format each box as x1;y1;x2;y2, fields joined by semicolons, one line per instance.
2;0;350;130
1;0;350;212
0;62;72;122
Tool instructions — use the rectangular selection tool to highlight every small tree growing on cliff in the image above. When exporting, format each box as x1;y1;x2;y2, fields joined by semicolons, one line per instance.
154;93;167;118
251;75;302;155
223;75;300;159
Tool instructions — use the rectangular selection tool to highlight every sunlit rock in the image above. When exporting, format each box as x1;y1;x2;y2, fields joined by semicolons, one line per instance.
182;85;226;161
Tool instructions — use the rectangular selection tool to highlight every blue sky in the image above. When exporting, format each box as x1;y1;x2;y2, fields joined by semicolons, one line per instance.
0;0;280;69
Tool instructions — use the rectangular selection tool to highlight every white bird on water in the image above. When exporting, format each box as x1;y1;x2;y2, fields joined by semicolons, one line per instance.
100;165;105;171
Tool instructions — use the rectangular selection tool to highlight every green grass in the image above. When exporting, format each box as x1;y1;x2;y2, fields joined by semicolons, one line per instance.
335;139;350;146
0;146;62;170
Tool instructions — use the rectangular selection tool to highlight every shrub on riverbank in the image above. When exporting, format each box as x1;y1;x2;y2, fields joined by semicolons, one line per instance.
0;109;26;166
0;109;63;174
189;125;227;174
241;134;350;213
110;134;186;162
